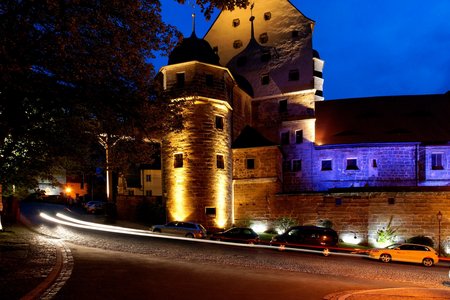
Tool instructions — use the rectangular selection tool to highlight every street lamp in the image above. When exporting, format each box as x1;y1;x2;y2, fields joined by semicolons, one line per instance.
437;211;442;256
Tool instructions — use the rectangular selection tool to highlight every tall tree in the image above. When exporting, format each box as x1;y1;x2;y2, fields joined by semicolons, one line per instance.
0;0;248;195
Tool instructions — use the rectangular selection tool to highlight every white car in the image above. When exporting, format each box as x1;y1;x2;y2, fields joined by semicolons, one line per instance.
85;201;106;214
368;243;439;267
151;221;207;239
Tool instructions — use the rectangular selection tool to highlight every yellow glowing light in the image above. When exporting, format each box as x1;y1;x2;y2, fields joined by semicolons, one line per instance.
65;186;72;194
171;169;188;221
215;174;227;228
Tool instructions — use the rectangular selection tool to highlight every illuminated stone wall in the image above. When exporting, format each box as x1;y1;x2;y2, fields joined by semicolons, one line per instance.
234;190;450;248
162;98;233;228
232;146;283;223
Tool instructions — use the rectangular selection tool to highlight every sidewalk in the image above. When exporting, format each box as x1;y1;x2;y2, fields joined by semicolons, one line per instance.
0;223;61;299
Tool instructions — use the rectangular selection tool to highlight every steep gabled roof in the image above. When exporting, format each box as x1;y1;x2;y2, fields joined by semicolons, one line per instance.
232;125;277;148
315;93;450;145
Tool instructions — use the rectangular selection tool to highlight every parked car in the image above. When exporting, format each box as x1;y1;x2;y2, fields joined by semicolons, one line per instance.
368;243;439;267
151;221;207;239
85;201;106;214
211;227;260;244
270;226;339;251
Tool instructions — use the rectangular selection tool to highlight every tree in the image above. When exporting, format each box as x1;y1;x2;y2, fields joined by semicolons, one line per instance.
0;0;248;195
177;0;249;19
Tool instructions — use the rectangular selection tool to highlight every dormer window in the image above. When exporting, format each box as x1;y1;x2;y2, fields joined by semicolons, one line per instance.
233;40;243;49
261;73;270;85
289;69;300;81
264;12;272;21
279;99;287;113
232;18;240;27
259;33;269;44
292;30;299;38
261;50;271;62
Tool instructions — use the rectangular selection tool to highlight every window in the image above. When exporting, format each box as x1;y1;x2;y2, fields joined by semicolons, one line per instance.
176;72;185;88
128;190;134;196
232;18;240;27
279;99;287;113
261;73;270;85
260;50;271;62
259;33;269;44
216;154;224;169
174;153;183;168
205;74;214;86
215;116;224;130
282;160;291;172
295;130;303;144
288;69;299;81
281;131;290;145
292;30;299;38
205;207;216;216
346;158;359;170
146;190;153;196
264;12;272;21
293;159;302;172
146;175;152;182
246;158;255;169
372;159;378;168
233;40;243;49
335;198;342;206
432;153;444;170
321;160;332;171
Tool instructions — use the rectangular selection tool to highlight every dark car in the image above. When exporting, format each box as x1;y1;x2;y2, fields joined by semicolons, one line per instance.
211;227;260;244
270;226;338;251
151;221;207;239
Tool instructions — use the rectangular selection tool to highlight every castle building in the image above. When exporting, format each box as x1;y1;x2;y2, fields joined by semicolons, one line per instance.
155;1;450;231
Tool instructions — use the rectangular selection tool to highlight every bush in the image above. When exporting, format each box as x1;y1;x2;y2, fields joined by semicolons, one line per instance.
318;219;333;228
273;216;296;233
377;216;398;244
406;236;434;248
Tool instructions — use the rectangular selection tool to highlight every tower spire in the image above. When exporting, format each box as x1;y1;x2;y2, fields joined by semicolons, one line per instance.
190;1;196;37
250;3;255;40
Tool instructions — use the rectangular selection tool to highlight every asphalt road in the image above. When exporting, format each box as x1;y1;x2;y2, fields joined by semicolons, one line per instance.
51;243;411;300
21;203;450;299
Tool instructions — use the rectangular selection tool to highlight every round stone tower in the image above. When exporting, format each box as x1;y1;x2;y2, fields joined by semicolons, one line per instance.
158;31;235;229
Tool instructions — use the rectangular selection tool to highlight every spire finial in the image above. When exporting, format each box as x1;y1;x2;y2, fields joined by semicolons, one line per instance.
250;3;255;40
190;1;196;36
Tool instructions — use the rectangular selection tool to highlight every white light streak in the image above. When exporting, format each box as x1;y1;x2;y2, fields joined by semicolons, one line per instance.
39;212;369;259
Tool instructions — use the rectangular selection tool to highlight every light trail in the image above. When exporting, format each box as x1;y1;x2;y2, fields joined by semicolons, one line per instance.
39;212;369;259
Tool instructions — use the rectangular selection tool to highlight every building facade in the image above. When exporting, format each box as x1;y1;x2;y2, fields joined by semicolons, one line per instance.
156;1;450;239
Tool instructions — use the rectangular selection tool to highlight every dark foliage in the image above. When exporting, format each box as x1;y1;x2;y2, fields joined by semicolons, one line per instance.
406;235;435;248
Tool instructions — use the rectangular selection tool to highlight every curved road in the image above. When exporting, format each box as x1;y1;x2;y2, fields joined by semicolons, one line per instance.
23;203;450;299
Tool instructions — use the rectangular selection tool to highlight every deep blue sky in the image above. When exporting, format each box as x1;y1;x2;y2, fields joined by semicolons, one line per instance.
154;0;450;100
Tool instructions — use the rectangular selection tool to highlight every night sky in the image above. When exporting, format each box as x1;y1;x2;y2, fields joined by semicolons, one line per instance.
154;0;450;100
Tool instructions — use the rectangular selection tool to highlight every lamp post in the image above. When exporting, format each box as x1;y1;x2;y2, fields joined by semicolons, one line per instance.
437;211;442;256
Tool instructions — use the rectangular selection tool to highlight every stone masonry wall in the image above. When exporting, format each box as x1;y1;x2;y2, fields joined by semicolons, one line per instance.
234;190;450;248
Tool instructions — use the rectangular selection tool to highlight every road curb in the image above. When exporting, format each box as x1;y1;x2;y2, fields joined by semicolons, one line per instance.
18;212;74;300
